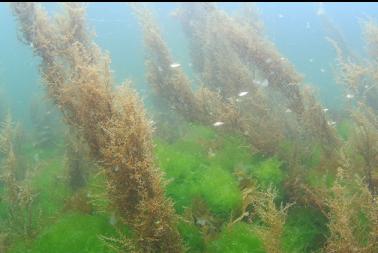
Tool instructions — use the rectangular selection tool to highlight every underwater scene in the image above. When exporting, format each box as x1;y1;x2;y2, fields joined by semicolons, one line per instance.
0;2;377;253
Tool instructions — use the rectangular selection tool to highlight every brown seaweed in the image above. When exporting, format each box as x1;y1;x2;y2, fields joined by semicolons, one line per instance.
11;3;183;252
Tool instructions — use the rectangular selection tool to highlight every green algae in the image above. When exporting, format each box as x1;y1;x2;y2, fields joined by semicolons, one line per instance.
9;213;117;253
177;221;205;253
155;125;248;216
207;223;265;253
31;158;71;218
282;206;328;253
198;166;242;217
336;119;353;141
250;157;285;192
3;121;355;253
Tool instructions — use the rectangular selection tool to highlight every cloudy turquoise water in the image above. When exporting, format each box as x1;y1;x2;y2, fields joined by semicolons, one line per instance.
1;2;378;126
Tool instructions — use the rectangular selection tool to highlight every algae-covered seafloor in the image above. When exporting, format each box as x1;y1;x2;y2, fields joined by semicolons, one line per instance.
0;2;377;253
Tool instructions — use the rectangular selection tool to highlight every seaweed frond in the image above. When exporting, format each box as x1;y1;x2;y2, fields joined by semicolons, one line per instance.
324;168;378;253
11;3;183;252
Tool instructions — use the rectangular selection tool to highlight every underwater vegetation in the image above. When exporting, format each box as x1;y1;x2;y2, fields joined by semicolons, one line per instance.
29;96;64;149
11;2;182;252
0;2;376;253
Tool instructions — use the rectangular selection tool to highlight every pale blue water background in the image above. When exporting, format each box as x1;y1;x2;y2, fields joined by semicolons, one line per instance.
1;2;378;126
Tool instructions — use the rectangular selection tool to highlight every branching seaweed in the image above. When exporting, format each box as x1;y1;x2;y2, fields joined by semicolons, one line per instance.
138;3;339;162
0;114;39;242
11;3;183;252
324;168;378;253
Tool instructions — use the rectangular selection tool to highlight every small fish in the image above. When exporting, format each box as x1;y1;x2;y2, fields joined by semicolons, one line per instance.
346;94;354;99
265;58;272;64
213;121;224;127
306;22;311;30
323;108;329;112
278;14;284;19
170;63;181;68
285;108;292;113
327;121;336;126
158;66;163;72
309;58;314;63
113;166;119;172
238;91;248;97
320;68;325;73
